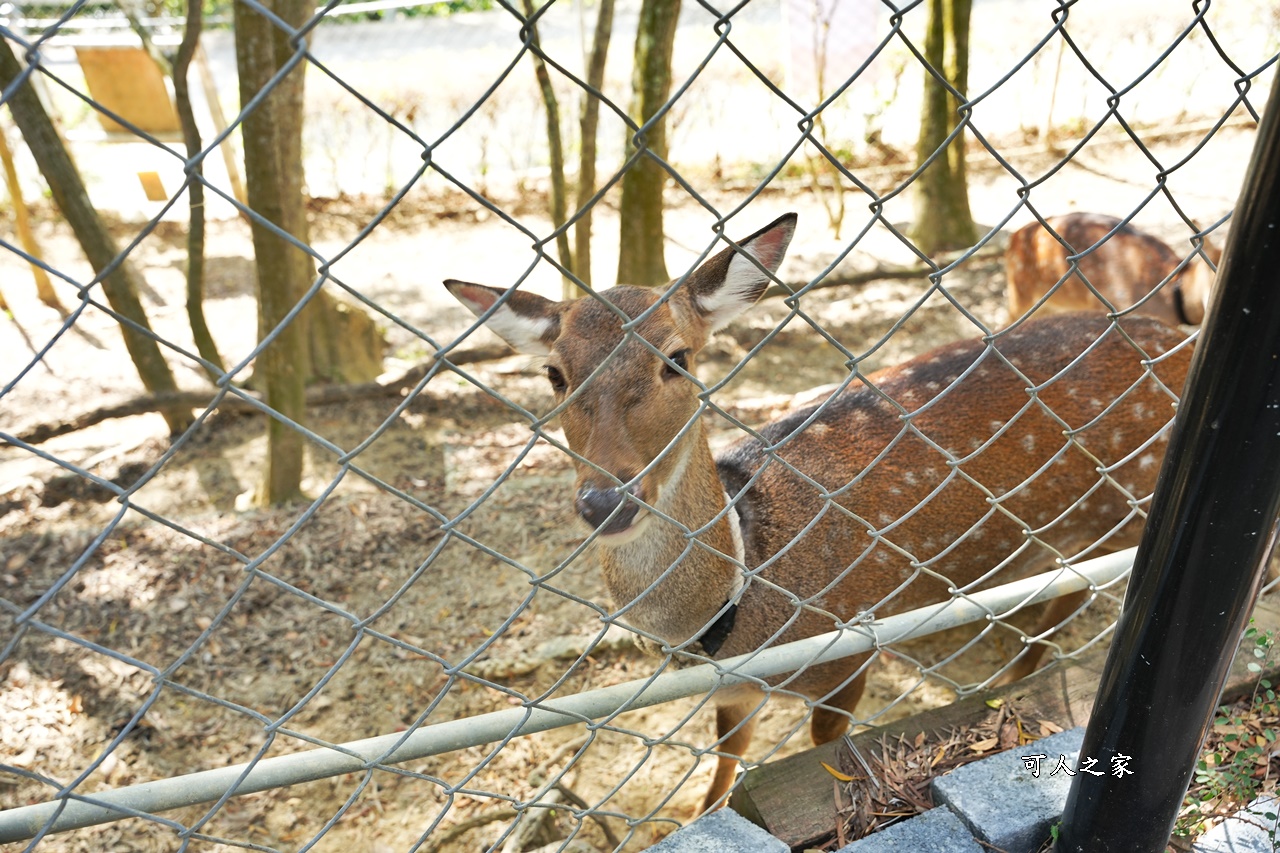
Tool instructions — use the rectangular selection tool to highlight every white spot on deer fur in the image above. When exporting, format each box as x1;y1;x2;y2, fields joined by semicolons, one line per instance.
878;513;895;526
724;492;746;571
889;486;903;496
1091;398;1104;409
811;423;831;437
903;471;918;486
973;527;987;540
971;438;984;450
1112;429;1125;448
926;381;941;392
1139;453;1157;469
874;552;890;564
1022;434;1035;453
901;367;916;378
1067;387;1079;398
989;420;1004;433
1133;402;1149;420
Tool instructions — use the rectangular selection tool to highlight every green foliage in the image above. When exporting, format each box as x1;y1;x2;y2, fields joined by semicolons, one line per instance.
1173;624;1280;847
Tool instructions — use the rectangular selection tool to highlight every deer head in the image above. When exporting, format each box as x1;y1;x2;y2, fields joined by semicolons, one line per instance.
445;213;797;543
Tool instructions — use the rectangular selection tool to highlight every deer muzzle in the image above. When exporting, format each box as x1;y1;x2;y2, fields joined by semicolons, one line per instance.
575;483;643;538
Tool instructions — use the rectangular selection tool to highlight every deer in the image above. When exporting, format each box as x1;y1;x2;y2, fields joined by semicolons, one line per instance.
1005;212;1221;328
445;212;1195;813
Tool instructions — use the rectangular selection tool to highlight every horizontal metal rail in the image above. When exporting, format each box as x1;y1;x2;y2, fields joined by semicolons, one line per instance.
0;548;1136;843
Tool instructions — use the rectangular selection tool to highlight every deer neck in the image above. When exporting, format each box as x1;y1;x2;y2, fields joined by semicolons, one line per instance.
596;422;745;647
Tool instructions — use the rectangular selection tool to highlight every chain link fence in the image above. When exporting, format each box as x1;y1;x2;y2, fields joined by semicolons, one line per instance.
2;0;1278;850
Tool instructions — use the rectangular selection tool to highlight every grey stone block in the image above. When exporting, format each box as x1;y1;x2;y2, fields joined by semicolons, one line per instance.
646;808;788;853
1192;796;1280;853
835;806;984;852
931;727;1086;853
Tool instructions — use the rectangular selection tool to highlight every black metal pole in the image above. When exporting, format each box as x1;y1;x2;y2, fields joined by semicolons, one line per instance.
1055;73;1280;851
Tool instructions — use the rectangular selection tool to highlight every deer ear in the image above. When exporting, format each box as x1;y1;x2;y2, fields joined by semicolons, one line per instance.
685;213;797;332
444;280;563;355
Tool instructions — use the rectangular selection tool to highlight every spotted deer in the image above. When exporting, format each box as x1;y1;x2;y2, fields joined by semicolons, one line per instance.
1006;212;1221;327
445;213;1194;812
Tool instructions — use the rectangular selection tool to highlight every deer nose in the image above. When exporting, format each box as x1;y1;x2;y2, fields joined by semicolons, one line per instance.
575;484;641;535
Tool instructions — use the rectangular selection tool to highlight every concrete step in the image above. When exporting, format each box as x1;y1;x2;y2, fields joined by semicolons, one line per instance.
645;806;788;853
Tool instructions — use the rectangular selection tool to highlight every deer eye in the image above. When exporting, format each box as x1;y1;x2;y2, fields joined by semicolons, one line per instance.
662;349;691;380
546;365;567;394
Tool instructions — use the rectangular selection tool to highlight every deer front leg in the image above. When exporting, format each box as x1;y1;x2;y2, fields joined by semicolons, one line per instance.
700;695;763;813
809;668;868;746
995;588;1090;685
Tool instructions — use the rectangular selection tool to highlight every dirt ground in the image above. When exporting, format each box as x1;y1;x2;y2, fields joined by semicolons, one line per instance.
0;121;1264;853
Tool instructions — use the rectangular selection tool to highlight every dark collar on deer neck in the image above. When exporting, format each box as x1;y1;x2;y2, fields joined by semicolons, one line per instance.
697;601;738;656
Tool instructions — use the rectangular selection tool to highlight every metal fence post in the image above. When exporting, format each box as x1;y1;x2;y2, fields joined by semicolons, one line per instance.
1054;72;1280;851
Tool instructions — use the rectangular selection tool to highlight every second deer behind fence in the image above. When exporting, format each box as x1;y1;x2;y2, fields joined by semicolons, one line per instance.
1005;212;1221;328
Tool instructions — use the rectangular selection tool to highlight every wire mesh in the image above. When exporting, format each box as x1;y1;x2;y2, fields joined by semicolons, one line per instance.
1;0;1277;850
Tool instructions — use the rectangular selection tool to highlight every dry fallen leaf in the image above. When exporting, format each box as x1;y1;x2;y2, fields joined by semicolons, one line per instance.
1038;719;1065;736
998;717;1021;750
968;736;1000;754
821;761;856;782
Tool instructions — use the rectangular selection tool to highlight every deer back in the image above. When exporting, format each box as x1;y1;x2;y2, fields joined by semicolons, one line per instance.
711;313;1193;673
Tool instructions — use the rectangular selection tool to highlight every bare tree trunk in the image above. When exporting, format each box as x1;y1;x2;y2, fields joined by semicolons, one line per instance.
235;0;312;505
172;0;225;382
0;35;191;435
909;0;976;255
616;0;679;287
520;0;574;295
945;0;972;228
0;122;62;311
572;0;615;292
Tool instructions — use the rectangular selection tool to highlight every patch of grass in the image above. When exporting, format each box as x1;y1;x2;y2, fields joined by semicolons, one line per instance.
1169;625;1280;850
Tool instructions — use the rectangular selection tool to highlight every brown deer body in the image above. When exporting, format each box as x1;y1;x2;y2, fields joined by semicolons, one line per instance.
446;213;1194;811
1006;212;1220;327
